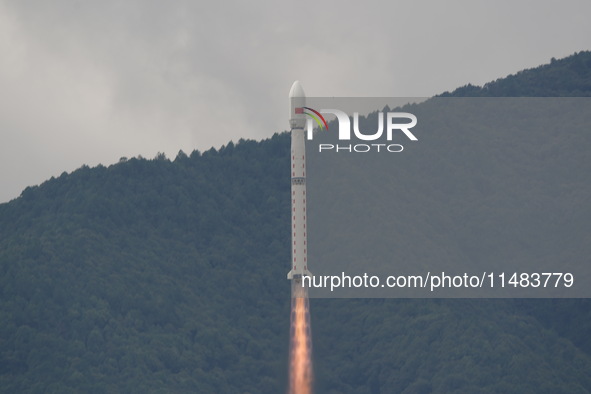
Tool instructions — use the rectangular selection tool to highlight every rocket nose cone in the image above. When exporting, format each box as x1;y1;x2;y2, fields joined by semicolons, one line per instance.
289;81;306;98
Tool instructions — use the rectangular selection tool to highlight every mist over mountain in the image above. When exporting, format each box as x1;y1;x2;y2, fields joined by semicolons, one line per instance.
1;51;591;393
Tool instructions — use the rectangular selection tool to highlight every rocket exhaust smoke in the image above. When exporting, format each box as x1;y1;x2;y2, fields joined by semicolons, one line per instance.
289;282;313;394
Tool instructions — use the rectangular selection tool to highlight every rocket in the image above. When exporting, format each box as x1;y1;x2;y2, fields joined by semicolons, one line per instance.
288;81;312;281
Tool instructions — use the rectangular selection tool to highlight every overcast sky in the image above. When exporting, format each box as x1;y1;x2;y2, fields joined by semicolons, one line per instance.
1;0;590;203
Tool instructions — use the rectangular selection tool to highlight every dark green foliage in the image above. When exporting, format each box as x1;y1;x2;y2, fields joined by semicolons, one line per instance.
1;52;591;392
0;135;292;393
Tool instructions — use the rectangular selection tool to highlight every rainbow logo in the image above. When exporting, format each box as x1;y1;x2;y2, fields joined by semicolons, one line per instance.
296;107;329;130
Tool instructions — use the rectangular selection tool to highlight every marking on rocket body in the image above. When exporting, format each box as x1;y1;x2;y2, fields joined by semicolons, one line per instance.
297;107;328;130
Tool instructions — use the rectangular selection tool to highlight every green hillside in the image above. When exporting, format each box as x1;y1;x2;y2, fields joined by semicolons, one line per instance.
1;52;591;393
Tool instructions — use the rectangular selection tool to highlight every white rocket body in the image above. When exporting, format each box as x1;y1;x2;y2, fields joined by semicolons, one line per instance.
288;81;312;280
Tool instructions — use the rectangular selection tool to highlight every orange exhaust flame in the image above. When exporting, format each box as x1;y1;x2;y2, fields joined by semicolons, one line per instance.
289;282;313;394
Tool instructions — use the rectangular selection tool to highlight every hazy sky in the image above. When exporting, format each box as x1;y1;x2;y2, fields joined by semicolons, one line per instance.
1;0;590;203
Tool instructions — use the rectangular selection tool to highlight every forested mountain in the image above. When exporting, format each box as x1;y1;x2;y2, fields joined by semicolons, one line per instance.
1;52;591;393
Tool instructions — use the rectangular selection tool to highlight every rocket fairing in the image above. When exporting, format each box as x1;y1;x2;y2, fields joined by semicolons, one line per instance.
288;81;312;281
